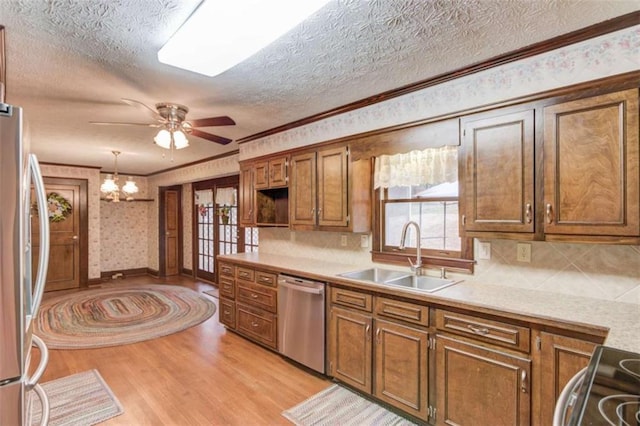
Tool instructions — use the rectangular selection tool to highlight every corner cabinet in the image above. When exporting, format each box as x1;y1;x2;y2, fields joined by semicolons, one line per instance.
238;164;255;226
461;108;535;236
543;89;639;239
290;145;371;232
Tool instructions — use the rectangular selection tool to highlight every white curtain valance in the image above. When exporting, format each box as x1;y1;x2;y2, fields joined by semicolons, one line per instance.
195;189;213;205
374;145;458;189
215;187;237;206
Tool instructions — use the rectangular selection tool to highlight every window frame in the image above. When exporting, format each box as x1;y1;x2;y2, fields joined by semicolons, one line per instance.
372;187;475;273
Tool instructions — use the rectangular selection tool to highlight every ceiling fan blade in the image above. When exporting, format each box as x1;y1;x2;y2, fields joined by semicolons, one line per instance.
190;128;233;145
189;116;236;127
90;121;160;127
121;98;162;121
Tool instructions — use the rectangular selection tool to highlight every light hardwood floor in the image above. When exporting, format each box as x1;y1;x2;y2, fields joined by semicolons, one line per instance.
38;275;330;425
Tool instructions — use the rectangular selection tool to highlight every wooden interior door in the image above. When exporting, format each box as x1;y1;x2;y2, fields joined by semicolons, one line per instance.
32;178;87;291
161;187;181;276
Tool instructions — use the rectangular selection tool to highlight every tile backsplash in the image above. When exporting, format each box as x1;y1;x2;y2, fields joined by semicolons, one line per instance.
259;228;640;305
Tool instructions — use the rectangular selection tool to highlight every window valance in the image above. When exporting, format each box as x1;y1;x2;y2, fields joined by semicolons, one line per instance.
373;145;458;189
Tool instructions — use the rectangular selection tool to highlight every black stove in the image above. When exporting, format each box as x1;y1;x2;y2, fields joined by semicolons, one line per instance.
569;345;640;426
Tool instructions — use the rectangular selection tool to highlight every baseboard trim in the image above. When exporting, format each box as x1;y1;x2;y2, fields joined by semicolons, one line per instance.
100;268;149;280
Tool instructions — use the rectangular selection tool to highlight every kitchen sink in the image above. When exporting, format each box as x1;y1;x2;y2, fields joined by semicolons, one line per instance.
338;267;408;283
384;275;460;292
337;267;461;293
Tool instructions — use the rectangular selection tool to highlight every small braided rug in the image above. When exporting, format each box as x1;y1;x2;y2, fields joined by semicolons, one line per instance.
29;370;123;426
35;284;216;349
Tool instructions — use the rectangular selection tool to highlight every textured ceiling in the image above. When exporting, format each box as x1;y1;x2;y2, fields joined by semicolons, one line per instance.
1;0;638;175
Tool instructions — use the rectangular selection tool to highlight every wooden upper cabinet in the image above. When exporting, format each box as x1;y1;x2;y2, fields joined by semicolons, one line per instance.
290;145;370;232
239;163;255;226
461;108;535;234
290;151;317;226
543;89;639;237
317;146;349;227
254;156;288;190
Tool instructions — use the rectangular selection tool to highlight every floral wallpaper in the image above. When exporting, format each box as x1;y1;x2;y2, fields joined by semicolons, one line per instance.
240;25;640;160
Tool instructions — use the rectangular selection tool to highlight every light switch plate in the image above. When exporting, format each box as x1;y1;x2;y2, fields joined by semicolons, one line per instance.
478;242;491;260
517;243;531;262
340;234;348;247
360;234;369;248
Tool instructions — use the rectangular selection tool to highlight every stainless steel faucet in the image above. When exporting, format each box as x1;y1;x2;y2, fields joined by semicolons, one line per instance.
399;221;423;276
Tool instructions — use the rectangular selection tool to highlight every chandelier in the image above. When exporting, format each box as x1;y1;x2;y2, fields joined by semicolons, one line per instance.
100;151;139;202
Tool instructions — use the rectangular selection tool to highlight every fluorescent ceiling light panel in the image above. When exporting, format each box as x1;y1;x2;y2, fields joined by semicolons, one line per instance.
158;0;330;77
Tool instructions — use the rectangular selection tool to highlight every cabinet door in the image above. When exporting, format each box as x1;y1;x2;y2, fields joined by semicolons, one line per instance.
535;332;596;425
436;335;531;426
318;146;349;227
543;89;639;236
269;157;288;188
219;298;236;329
374;319;429;420
290;152;317;226
462;109;535;233
328;306;372;393
239;164;255;226
254;161;269;189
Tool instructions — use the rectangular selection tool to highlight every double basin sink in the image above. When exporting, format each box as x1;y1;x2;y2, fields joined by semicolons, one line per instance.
337;267;461;293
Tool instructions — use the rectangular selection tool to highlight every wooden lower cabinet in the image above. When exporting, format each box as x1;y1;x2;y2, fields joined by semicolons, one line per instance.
435;334;531;426
534;332;597;425
236;303;277;349
328;295;430;422
328;306;373;393
219;298;236;329
374;319;429;419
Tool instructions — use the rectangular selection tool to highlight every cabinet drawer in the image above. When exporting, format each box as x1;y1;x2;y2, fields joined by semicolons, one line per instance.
436;310;530;353
219;262;234;277
375;297;429;327
236;266;255;282
237;304;277;349
219;299;236;329
331;287;372;312
255;270;277;287
219;277;235;299
237;281;277;313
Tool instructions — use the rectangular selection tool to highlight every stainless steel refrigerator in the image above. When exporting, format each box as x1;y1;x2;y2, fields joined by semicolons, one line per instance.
0;101;51;425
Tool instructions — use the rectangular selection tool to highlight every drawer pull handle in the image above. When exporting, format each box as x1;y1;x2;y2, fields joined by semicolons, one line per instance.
546;203;553;224
251;293;259;299
251;322;259;328
467;324;490;335
366;324;371;341
260;277;270;282
521;370;527;393
525;203;532;224
376;328;381;344
223;310;230;315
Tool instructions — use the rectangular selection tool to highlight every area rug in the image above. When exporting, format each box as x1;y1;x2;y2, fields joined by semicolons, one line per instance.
35;284;217;349
29;369;123;426
282;384;417;426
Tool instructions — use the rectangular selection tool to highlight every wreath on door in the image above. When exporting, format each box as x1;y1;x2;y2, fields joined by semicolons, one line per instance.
45;192;72;222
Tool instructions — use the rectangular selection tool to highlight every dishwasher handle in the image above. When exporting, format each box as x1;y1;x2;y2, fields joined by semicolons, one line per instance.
278;279;324;295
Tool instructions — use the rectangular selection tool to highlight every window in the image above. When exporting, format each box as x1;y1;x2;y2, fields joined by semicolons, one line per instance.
372;147;473;272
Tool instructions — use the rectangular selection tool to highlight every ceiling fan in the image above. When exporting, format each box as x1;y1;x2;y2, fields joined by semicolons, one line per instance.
90;98;236;146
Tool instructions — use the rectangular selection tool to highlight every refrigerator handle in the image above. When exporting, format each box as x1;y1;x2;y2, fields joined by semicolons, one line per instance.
26;335;49;389
29;154;50;316
31;383;50;426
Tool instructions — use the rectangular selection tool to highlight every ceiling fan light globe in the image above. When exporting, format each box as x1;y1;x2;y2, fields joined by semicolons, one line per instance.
154;129;172;149
173;130;189;149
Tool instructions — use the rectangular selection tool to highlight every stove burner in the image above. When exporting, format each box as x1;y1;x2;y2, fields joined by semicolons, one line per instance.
597;394;640;426
620;359;640;380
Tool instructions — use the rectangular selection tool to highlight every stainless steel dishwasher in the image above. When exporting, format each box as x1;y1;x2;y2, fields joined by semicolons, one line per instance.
277;274;325;374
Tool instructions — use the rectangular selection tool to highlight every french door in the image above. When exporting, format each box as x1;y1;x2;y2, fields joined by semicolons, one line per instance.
193;176;258;283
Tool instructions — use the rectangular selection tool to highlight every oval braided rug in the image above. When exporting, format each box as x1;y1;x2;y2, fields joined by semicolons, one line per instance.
35;284;216;349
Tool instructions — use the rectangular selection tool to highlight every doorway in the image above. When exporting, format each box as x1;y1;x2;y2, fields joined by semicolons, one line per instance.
159;185;182;277
32;177;88;291
192;176;258;283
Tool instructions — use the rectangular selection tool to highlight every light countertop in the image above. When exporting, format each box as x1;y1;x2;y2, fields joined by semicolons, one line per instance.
218;252;640;353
